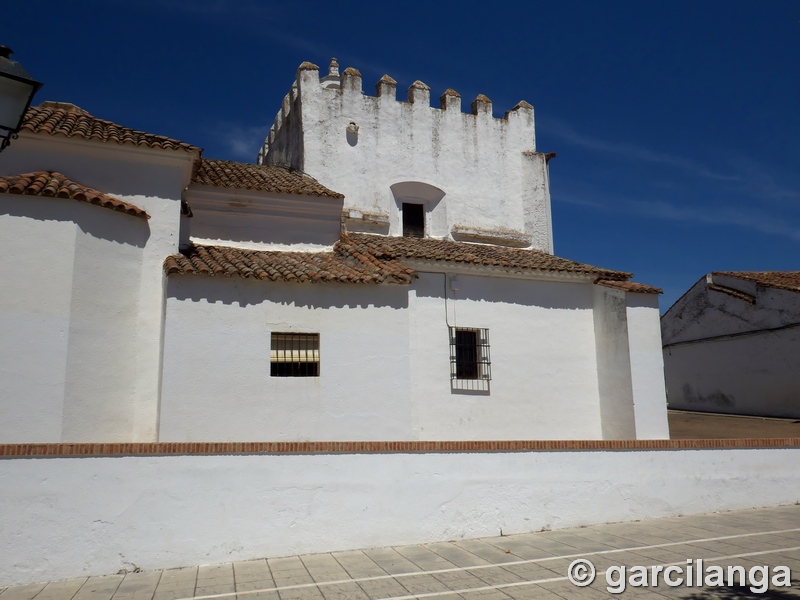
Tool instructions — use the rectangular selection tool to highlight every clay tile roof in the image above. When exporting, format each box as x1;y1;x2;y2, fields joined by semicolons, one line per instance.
164;241;416;285
0;171;149;219
713;271;800;293
21;102;198;153
596;279;662;294
192;158;344;199
347;233;631;279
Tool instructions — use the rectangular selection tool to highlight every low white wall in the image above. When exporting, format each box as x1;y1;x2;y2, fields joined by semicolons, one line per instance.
664;327;800;418
2;447;799;585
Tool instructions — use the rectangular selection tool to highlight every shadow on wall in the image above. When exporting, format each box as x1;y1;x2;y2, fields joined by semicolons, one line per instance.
2;195;150;247
415;271;594;311
168;275;410;310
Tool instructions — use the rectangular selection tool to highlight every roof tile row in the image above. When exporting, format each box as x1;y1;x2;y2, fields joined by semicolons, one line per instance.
164;241;416;284
165;234;639;286
347;233;632;280
192;158;343;199
0;171;149;219
22;102;199;153
596;279;662;294
714;271;800;294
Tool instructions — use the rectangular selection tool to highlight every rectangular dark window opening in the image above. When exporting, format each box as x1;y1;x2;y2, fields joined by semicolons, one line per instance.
271;332;320;377
449;327;491;381
402;203;425;238
455;330;479;379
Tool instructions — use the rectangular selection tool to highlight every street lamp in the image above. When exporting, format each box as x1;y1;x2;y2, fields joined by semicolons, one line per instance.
0;46;43;153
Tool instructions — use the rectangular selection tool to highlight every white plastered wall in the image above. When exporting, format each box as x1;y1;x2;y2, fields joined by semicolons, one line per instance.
662;274;800;418
159;276;415;441
626;294;669;438
2;447;799;585
0;133;193;441
592;286;637;439
0;195;147;442
161;271;611;441
664;329;800;418
263;66;553;252
410;271;603;439
185;186;344;252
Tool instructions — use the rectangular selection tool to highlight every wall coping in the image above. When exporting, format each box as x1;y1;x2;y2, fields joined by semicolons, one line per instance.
2;439;800;458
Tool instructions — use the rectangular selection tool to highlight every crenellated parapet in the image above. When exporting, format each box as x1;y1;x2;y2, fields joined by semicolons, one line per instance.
258;59;536;169
258;59;552;254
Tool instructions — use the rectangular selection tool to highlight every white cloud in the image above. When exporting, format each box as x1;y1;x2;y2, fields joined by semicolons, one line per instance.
559;192;800;242
215;123;268;161
544;118;740;182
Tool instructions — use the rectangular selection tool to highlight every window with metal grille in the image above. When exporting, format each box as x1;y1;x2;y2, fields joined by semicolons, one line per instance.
449;327;491;381
402;203;424;238
270;333;320;377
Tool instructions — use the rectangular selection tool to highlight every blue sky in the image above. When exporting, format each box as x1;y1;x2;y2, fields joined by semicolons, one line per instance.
7;1;799;311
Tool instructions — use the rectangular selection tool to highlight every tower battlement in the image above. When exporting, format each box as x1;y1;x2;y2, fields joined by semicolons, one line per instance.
258;60;536;168
257;59;553;253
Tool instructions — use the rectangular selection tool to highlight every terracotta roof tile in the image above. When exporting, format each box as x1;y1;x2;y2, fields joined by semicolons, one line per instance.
0;171;149;219
192;158;344;199
21;102;198;153
714;271;800;294
165;234;641;286
595;279;662;294
347;233;632;279
164;241;415;284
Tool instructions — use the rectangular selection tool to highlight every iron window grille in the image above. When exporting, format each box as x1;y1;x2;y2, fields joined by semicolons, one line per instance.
270;332;320;377
449;327;491;381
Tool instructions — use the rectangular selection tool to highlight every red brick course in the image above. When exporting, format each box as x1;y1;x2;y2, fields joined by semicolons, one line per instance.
1;439;798;458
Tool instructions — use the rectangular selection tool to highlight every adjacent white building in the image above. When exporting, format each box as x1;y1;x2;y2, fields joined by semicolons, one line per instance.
0;60;670;443
662;271;800;418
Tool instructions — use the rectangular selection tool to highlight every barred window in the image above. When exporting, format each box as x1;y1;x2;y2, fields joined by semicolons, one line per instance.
449;327;491;382
270;333;320;377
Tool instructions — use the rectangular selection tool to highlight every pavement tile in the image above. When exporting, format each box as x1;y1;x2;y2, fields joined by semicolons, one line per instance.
0;582;48;600
423;543;490;568
298;555;350;584
313;581;369;600
110;571;161;600
480;538;558;562
232;560;271;585
329;551;385;579
387;573;449;595
34;578;88;600
361;549;421;576
4;505;800;600
455;540;524;564
391;546;456;572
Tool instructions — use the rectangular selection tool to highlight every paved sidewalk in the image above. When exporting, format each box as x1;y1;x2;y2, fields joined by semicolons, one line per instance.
2;504;799;599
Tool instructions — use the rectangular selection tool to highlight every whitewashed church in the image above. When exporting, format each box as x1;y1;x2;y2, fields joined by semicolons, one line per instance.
0;59;669;443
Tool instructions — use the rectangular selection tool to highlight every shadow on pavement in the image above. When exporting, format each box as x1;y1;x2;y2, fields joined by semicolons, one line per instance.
679;580;800;599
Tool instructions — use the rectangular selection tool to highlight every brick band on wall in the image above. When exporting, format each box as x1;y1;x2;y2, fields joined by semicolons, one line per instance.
2;438;800;458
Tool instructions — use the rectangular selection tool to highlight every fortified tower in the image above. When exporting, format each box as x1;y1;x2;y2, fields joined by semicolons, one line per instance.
258;59;554;253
